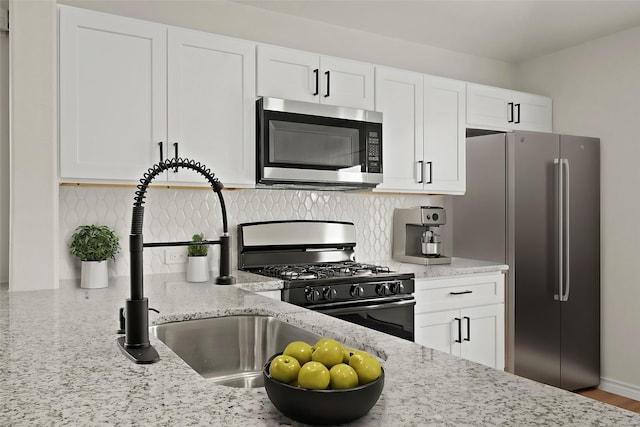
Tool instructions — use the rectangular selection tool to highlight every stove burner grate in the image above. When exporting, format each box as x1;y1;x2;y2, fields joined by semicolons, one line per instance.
258;262;391;281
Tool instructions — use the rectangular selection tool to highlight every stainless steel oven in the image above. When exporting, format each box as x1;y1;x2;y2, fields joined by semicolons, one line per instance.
238;220;415;342
256;98;383;189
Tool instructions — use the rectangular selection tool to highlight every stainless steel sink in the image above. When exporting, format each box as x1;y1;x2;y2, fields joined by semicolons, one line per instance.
150;315;322;388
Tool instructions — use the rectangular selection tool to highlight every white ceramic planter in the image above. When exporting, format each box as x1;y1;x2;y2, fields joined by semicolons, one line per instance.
186;256;210;283
80;260;109;289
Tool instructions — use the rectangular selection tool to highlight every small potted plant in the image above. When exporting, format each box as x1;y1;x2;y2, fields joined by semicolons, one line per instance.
186;233;209;283
69;224;120;289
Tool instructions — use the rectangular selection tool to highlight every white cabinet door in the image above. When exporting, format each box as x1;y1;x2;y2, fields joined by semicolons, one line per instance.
167;28;255;187
374;66;423;191
513;92;553;132
320;56;374;110
459;304;505;370
415;309;460;356
415;304;504;370
423;76;466;194
59;6;167;181
466;83;511;130
257;45;375;110
466;83;552;132
256;45;319;103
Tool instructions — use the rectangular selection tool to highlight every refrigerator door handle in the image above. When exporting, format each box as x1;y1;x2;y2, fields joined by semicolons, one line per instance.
562;158;571;302
554;158;564;301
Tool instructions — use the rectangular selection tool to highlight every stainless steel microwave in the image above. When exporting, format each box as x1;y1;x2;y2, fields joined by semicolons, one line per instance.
256;97;383;189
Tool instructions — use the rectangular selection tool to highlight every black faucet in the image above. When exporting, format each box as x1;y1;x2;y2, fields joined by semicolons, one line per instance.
117;158;235;364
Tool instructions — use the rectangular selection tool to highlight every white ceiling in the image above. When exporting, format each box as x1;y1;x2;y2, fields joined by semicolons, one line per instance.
233;0;640;63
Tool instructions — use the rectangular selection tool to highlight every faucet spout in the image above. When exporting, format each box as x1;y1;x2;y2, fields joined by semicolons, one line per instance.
117;158;236;364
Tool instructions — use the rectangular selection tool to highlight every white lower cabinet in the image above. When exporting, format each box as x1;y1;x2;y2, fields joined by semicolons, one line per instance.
414;273;505;370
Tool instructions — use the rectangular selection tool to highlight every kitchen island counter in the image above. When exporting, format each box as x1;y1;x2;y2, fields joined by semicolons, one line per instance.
1;274;637;426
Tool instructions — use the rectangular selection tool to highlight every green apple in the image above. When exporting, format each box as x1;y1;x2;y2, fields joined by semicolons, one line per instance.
269;354;301;384
311;338;344;368
329;363;359;389
349;353;381;385
283;341;313;365
298;361;330;390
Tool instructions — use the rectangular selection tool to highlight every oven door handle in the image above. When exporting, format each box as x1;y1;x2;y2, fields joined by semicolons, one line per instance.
314;298;416;316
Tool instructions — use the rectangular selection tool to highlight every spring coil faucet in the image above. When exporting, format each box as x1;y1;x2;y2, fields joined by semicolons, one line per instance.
117;157;235;364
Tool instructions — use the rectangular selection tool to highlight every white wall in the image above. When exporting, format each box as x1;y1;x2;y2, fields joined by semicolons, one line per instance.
9;0;58;291
0;0;8;284
516;25;640;398
58;0;515;88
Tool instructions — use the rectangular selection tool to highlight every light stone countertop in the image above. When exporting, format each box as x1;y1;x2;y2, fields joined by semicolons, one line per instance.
1;271;638;426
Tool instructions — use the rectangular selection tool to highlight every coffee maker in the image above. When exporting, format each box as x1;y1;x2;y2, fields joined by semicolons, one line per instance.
392;206;451;265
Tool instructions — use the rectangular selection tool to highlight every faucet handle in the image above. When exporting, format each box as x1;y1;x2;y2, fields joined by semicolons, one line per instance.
117;307;125;334
117;306;160;334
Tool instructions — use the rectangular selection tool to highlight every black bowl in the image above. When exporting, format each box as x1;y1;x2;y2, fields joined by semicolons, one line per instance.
262;354;384;425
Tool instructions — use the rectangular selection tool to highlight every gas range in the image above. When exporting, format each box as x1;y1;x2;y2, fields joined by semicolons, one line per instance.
238;220;415;340
238;220;415;311
252;261;414;307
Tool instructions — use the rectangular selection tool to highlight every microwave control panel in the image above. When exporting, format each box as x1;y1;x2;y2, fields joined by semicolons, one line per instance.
367;130;381;173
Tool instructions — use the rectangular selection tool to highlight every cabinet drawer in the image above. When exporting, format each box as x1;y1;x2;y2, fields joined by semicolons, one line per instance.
415;273;504;313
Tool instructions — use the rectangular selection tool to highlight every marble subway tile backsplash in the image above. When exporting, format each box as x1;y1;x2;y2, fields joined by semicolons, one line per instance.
59;186;440;280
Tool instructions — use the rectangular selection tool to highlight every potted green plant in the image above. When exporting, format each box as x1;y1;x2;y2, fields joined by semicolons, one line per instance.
186;233;209;282
69;224;120;289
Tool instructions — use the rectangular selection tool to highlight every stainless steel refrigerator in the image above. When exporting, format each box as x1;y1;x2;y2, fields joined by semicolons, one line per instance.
452;130;600;391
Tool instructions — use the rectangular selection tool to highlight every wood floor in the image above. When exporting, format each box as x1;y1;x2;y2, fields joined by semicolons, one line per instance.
578;388;640;414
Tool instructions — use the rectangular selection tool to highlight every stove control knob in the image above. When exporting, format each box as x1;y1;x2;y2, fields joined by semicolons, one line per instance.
305;287;320;303
376;283;390;296
323;287;337;301
390;282;405;294
350;285;364;298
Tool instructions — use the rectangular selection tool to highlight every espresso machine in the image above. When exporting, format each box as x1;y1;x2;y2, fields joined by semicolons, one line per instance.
392;206;451;265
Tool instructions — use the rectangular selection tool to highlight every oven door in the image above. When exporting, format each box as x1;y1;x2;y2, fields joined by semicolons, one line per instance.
311;297;415;342
257;97;382;187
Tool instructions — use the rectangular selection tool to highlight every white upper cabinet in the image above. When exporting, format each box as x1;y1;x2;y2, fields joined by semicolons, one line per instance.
375;68;465;195
466;83;552;132
167;28;255;186
423;76;466;194
59;6;256;186
59;6;167;181
257;45;375;110
374;67;424;192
